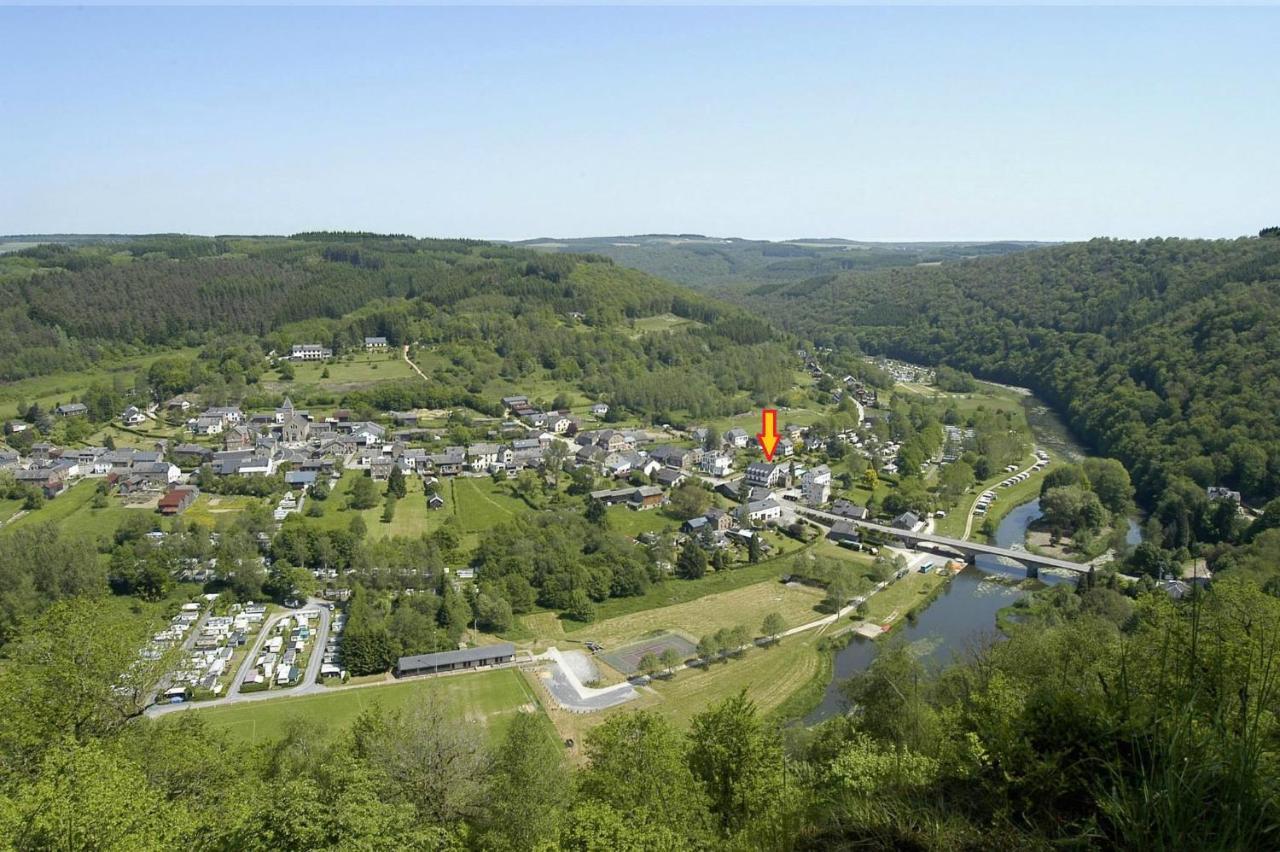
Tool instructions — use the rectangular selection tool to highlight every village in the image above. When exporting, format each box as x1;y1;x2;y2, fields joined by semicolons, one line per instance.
0;341;1085;733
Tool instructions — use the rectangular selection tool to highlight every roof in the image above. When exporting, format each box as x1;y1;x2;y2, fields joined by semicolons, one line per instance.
397;643;516;671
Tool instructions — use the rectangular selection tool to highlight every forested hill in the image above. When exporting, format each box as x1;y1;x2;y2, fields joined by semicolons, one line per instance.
0;233;772;374
512;234;1045;296
752;235;1280;531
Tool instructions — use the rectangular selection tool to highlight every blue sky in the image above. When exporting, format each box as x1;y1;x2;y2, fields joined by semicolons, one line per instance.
1;6;1276;241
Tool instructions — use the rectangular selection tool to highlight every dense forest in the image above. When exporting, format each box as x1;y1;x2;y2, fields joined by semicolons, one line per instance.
511;234;1044;297
0;234;793;421
745;235;1280;546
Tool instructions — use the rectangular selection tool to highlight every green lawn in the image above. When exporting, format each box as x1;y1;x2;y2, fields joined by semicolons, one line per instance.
371;476;449;539
451;477;528;532
977;454;1063;540
183;494;263;529
283;351;414;386
604;504;681;539
933;451;1040;539
185;667;542;745
563;537;815;626
628;313;704;337
3;479;140;541
0;498;23;526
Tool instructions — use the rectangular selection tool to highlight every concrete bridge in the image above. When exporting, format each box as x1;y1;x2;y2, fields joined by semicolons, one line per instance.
796;507;1089;578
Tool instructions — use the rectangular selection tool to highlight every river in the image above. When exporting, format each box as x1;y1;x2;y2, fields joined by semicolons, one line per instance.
802;386;1143;722
805;496;1064;721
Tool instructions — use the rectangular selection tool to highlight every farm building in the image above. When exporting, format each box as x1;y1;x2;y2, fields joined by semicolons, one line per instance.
394;643;516;678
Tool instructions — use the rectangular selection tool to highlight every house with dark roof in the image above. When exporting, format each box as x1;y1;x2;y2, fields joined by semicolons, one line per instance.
740;498;782;524
394;643;516;678
830;499;869;520
653;467;686;489
364;336;389;350
893;511;922;531
649;445;695;470
826;520;862;544
55;403;87;418
745;462;782;488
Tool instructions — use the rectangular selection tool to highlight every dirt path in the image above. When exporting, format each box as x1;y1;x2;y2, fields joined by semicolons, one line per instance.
403;344;430;382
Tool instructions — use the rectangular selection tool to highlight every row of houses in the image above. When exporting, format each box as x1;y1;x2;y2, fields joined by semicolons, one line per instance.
1;444;181;499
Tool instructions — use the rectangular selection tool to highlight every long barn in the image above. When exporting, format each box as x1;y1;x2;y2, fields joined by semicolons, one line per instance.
394;643;516;678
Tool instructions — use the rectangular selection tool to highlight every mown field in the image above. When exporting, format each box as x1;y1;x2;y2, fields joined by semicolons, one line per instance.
184;667;542;745
560;578;825;651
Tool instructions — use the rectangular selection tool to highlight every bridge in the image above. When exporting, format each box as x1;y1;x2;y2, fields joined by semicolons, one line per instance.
795;506;1090;578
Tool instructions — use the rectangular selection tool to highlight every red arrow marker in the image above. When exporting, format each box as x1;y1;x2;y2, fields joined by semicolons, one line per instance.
757;408;780;461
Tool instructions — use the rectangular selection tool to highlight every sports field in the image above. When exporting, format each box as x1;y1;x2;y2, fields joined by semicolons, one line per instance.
598;633;696;675
184;667;540;744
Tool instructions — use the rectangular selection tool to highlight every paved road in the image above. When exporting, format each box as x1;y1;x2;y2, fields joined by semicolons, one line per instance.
146;599;332;718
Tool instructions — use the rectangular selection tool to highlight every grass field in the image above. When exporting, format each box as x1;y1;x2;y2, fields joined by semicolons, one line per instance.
3;479;140;540
183;494;261;528
0;347;202;419
268;352;416;395
451;477;528;532
933;451;1040;539
628;313;704;337
603;504;681;539
859;569;949;627
186;667;541;745
561;578;825;652
976;453;1062;540
570;538;810;626
0;498;23;526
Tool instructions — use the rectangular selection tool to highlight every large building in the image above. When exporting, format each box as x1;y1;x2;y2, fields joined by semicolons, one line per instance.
744;462;782;488
290;343;332;361
394;643;516;678
801;464;832;506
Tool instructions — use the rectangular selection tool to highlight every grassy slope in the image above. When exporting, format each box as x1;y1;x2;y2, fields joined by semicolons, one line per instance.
0;347;203;419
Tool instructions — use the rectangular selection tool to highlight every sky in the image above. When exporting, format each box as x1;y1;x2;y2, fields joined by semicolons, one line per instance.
1;6;1277;242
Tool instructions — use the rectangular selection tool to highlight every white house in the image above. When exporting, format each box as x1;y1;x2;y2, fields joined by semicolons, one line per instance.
740;498;782;525
724;428;750;449
120;406;147;427
290;343;332;361
700;453;732;477
191;416;222;436
591;402;609;417
801;464;832;507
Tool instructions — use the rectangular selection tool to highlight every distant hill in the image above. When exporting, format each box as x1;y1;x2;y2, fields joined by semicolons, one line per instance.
0;232;793;421
510;234;1049;295
745;235;1280;533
